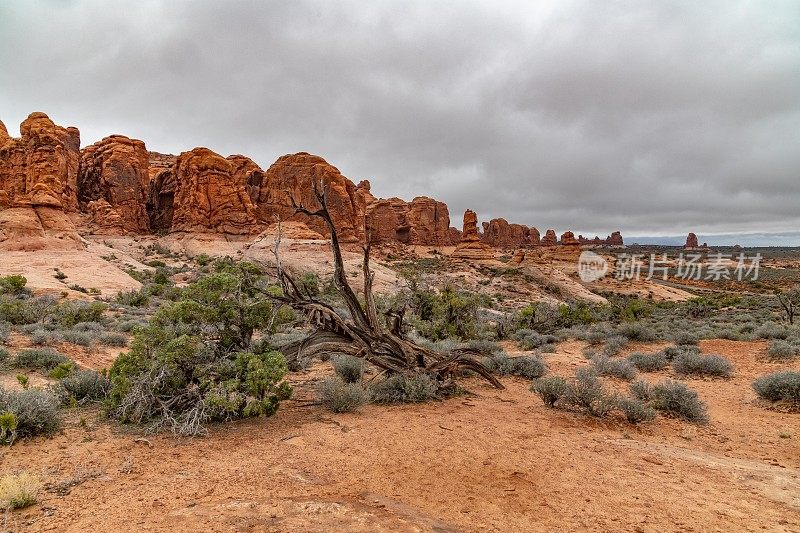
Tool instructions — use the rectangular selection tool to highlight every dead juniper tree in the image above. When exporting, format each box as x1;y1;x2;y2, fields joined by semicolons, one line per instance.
272;182;503;392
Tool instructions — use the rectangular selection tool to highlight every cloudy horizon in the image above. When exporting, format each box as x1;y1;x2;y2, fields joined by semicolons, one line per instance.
1;1;799;243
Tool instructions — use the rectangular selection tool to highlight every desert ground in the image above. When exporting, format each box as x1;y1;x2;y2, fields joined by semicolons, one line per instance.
0;236;799;532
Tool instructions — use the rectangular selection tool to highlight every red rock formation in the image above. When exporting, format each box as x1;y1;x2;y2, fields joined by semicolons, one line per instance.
147;151;177;181
560;231;580;246
685;232;699;248
0;112;80;210
366;195;452;245
253;153;366;242
529;227;540;246
481;218;533;248
170;148;259;234
608;231;623;246
78;135;150;232
451;210;494;260
541;229;558;246
447;227;462;244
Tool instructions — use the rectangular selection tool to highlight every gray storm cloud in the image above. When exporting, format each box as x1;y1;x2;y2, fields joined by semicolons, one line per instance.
1;0;798;240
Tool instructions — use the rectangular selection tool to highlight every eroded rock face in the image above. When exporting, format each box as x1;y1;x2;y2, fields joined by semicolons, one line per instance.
78;135;150;232
608;231;623;246
452;209;494;260
254;153;366;242
169;148;259;234
366;196;452;245
685;232;699;248
529;227;540;245
560;231;579;246
0;112;80;210
481;218;532;247
541;229;558;246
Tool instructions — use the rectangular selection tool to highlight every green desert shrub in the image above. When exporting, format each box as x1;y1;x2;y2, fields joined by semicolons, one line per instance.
71;321;105;333
316;377;370;413
619;322;657;342
483;352;547;379
29;328;57;346
47;361;76;379
672;352;733;378
649;380;708;423
106;260;293;435
629;379;653;402
617;397;656;424
13;348;71;372
671;331;699;345
60;329;96;347
531;376;568;407
591;355;637;380
755;323;790;340
331;354;364;383
115;288;150;308
53;370;110;405
0;321;9;344
602;335;629;356
562;368;618;417
99;332;128;347
114;318;147;332
661;344;700;361
627;351;668;372
766;340;798;361
513;329;559;350
0;275;29;296
752;371;800;409
57;301;108;328
0;387;61;442
370;373;439;404
0;346;8;364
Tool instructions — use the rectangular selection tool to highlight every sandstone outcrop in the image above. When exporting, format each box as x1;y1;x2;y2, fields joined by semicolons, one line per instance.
529;227;540;245
481;218;532;248
0;112;80;210
253;153;366;242
560;231;580;246
685;232;699;249
608;231;623;246
541;229;558;246
78;135;150;232
366;195;452;245
451;210;494;260
169;148;259;234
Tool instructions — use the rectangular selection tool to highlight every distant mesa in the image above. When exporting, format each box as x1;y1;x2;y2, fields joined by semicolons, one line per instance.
0;111;624;251
684;232;709;251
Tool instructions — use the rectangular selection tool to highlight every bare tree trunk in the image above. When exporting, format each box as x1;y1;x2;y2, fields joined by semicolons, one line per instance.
272;180;503;390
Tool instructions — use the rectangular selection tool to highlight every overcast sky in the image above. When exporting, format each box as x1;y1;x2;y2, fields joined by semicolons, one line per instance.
1;1;798;241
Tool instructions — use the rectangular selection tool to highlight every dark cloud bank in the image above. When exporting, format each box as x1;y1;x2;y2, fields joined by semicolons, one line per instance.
1;1;799;244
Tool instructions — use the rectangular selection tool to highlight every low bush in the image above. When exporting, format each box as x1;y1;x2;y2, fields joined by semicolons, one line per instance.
752;371;800;409
661;344;700;361
0;386;61;442
115;288;150;308
0;346;8;363
627;351;668;372
562;368;617;417
629;379;653;401
114;318;147;333
649;380;708;423
0;472;41;509
54;370;110;404
513;329;558;350
48;361;76;379
57;300;108;328
99;332;128;347
72;321;105;332
30;328;57;346
619;322;658;342
671;331;699;345
602;335;628;356
316;377;369;413
0;321;9;344
766;340;798;361
531;376;568;407
60;330;96;347
483;353;547;379
617;397;656;424
13;348;71;372
592;356;637;380
370;373;439;404
756;323;790;340
672;352;733;378
331;354;365;383
0;275;29;296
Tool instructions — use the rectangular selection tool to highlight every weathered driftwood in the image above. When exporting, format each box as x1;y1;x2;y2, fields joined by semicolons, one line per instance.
272;182;503;390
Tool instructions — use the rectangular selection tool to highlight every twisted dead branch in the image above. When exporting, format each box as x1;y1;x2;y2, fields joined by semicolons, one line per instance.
272;180;503;390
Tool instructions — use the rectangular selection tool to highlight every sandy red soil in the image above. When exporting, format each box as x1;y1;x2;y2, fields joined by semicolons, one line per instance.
1;339;798;532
